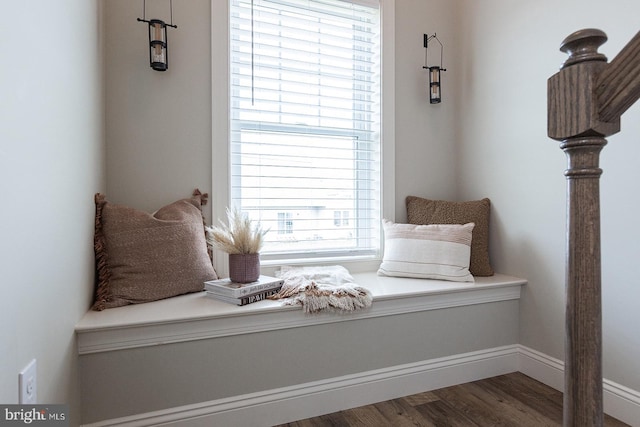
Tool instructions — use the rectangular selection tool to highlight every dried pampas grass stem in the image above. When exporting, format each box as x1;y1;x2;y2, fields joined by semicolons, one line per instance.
206;207;267;254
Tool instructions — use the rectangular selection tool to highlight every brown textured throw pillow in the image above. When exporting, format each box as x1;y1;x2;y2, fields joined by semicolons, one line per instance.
406;196;494;276
93;190;218;310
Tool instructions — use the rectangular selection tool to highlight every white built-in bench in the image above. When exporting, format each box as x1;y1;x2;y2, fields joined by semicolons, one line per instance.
75;272;526;426
76;272;526;355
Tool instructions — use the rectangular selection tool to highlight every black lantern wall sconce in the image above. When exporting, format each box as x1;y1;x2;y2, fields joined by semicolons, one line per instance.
137;0;177;71
423;33;447;104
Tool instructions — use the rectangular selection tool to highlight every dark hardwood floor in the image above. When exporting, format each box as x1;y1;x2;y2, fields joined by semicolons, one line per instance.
275;372;630;427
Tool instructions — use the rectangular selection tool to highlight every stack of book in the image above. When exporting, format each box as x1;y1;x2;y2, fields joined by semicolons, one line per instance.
204;275;284;306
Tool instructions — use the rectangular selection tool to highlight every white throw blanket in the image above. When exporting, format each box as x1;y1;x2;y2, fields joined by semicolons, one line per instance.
269;265;372;313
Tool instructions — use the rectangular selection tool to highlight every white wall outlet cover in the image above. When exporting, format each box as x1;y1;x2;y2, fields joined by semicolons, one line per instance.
19;359;37;404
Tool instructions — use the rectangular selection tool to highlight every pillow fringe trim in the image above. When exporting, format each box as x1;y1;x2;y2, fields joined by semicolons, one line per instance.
192;188;208;206
93;193;111;311
192;189;215;265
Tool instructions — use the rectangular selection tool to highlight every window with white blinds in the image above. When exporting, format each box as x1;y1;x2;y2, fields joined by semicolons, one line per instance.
230;0;381;261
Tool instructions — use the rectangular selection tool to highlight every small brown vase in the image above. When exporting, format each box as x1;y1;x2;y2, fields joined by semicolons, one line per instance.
228;253;260;283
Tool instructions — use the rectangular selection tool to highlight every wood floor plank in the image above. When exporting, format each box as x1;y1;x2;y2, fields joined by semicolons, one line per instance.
496;372;562;403
428;381;517;426
336;404;389;426
274;373;631;427
414;399;481;427
460;380;560;426
277;410;353;427
603;414;633;427
373;398;437;427
485;373;627;427
402;391;440;407
484;373;564;423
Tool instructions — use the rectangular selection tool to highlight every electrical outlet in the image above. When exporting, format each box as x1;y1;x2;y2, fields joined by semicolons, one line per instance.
19;359;37;404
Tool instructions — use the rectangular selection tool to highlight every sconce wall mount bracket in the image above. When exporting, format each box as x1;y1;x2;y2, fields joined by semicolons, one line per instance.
137;0;178;72
423;33;447;104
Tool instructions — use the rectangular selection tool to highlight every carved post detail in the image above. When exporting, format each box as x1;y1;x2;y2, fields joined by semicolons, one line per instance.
548;29;618;427
549;26;640;427
559;136;605;427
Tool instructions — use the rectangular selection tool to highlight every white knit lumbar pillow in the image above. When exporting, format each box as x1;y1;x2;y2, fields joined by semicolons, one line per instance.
377;220;475;282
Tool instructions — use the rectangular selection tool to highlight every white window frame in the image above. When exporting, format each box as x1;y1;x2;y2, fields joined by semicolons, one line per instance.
212;0;395;277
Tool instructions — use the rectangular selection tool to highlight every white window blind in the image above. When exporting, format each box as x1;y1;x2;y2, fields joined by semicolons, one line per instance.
230;0;381;261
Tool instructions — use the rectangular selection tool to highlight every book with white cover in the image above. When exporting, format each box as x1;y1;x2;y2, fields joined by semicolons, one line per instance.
204;275;284;298
206;287;282;306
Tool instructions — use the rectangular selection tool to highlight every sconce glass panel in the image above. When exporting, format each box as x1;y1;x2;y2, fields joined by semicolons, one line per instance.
148;19;168;71
429;66;441;104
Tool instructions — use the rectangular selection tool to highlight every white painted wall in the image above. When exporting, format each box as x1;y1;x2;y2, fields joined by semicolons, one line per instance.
457;0;640;391
104;0;213;221
0;0;104;424
103;0;461;224
393;0;463;221
100;0;640;416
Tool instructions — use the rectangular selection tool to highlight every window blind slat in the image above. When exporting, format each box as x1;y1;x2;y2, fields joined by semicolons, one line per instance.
230;0;381;258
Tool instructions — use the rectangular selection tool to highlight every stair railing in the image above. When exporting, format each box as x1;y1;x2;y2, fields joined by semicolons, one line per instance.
547;28;640;427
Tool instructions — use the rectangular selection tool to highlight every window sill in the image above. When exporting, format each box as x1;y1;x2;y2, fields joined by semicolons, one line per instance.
75;272;526;355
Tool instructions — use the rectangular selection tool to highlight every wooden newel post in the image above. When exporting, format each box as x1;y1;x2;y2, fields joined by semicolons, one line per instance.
548;29;619;427
548;26;640;427
559;136;605;427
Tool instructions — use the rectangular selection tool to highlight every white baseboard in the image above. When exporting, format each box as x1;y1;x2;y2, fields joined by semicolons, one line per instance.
82;345;520;427
516;344;565;391
517;345;640;427
83;345;640;427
